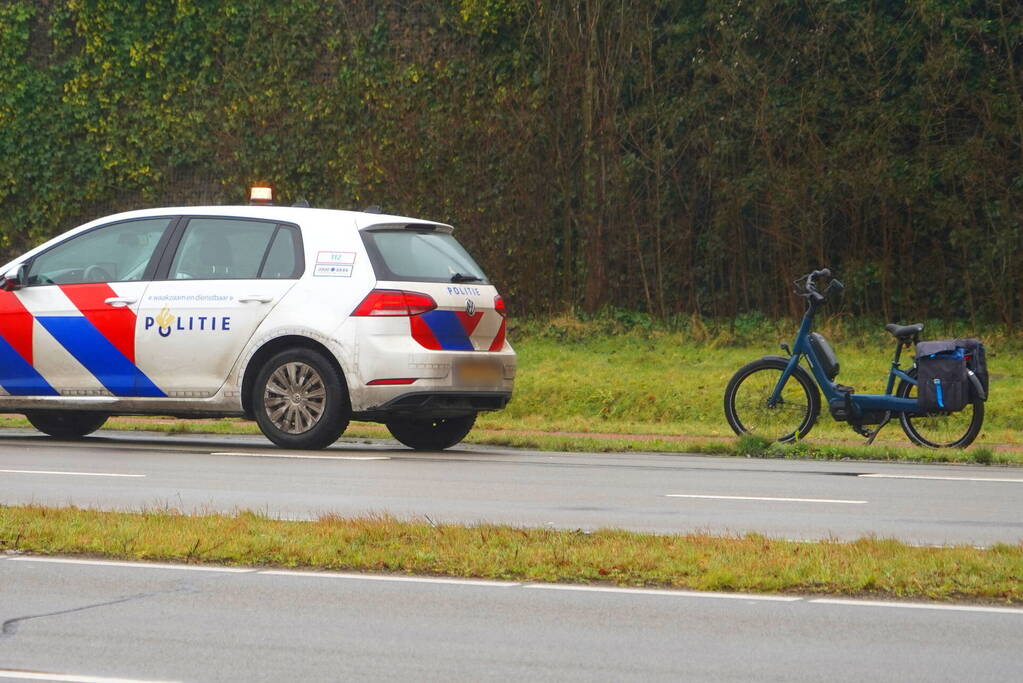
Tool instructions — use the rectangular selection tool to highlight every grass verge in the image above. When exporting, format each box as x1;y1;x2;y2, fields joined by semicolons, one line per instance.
2;505;1020;603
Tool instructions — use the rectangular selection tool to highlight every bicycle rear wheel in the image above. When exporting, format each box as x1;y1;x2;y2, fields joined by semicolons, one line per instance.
896;368;984;448
724;358;820;442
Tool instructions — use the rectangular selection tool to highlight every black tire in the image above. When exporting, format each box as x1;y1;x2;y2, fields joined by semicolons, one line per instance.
724;358;820;442
385;414;477;451
253;348;350;449
897;368;984;449
24;411;108;438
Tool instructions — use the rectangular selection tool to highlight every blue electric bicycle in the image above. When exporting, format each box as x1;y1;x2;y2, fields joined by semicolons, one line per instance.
724;269;985;448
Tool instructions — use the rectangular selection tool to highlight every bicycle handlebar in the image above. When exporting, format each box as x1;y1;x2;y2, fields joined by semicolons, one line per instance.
795;268;842;309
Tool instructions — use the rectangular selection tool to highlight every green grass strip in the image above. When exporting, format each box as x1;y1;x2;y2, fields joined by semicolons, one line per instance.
2;505;1020;603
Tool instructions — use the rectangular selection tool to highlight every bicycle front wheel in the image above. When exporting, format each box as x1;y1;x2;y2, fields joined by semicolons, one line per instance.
724;358;820;442
896;369;984;448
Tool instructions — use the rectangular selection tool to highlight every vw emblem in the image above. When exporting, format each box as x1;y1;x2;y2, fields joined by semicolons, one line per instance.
465;299;476;316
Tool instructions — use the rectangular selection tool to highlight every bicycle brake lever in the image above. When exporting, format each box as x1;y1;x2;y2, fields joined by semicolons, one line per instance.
793;273;811;295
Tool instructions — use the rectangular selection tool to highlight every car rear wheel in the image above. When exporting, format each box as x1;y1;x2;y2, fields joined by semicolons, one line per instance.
385;414;476;451
253;348;350;450
24;411;108;438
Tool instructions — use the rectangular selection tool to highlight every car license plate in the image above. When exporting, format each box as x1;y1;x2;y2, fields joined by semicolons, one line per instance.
455;359;503;385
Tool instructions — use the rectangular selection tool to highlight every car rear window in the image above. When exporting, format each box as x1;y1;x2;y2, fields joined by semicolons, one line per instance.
361;228;489;284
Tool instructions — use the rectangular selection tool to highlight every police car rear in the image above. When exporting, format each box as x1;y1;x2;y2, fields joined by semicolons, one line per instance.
346;222;515;450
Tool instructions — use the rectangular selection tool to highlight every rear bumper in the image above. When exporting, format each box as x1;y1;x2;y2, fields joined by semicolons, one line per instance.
339;315;516;415
353;390;512;421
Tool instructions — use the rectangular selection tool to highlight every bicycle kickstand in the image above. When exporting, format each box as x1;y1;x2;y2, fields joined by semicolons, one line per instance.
863;415;891;446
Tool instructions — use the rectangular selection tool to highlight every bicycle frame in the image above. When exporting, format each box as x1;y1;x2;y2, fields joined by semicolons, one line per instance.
770;301;919;416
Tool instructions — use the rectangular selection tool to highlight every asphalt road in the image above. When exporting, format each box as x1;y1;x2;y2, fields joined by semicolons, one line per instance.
1;556;1020;682
2;429;1022;545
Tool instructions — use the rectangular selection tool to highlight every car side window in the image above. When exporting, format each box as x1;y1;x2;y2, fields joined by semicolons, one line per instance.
259;226;301;278
27;218;173;286
169;218;279;280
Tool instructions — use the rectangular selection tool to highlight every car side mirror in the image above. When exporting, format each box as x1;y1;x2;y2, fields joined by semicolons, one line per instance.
1;264;27;291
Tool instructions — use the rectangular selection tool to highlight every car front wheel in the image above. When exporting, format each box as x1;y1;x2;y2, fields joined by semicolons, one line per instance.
24;411;108;438
253;348;350;449
385;414;476;451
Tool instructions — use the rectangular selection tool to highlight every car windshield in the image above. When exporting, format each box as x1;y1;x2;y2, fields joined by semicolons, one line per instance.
361;228;489;283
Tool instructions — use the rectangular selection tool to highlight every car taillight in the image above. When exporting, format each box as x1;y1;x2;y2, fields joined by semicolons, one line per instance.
352;289;437;316
494;295;506;317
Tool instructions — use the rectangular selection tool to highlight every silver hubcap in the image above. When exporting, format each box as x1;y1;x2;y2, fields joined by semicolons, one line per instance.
263;362;326;434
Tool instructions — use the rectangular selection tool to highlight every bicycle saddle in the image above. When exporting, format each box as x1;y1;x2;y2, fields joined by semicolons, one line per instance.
885;323;923;339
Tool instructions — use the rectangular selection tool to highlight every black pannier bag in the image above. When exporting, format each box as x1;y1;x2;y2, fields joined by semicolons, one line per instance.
808;332;840;380
915;341;969;412
954;337;989;401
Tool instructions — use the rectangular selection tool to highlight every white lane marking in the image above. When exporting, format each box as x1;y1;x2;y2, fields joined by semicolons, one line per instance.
8;556;1020;613
210;451;389;461
666;494;867;504
810;598;1023;615
0;671;178;683
0;469;144;478
5;557;251;573
261;570;517;587
524;584;801;602
860;473;1023;483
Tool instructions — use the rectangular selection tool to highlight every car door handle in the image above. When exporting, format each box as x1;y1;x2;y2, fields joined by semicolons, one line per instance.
104;297;137;307
238;295;274;304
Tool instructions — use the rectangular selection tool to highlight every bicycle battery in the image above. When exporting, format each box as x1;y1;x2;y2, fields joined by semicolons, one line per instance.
809;332;840;380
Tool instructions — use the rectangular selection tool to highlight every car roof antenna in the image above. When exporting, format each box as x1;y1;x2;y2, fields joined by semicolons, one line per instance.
363;205;382;214
292;198;310;208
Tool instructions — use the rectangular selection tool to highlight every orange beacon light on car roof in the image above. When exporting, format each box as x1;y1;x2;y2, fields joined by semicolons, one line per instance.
249;186;273;205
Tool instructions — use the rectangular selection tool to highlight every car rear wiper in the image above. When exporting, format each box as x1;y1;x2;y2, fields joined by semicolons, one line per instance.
450;272;482;283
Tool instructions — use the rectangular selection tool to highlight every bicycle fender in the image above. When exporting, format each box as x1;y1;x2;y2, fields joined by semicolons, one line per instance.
967;370;987;401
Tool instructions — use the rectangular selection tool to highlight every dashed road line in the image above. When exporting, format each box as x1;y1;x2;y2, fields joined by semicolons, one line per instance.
4;557;251;573
0;469;144;478
809;598;1023;615
210;451;389;461
859;473;1023;483
261;570;516;587
0;671;177;683
7;556;1020;614
523;584;800;601
665;494;867;504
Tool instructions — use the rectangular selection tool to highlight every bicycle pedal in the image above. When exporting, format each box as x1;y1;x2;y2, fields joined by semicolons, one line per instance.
851;423;872;438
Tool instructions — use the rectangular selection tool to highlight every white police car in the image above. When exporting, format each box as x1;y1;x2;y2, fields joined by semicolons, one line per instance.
0;190;515;450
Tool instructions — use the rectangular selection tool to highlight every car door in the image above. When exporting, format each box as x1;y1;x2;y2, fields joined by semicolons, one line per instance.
134;217;303;396
0;217;175;397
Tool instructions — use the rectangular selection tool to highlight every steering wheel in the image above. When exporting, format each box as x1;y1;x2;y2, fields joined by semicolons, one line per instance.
83;265;113;283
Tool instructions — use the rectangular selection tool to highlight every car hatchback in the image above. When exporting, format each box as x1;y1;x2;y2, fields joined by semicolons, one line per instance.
0;200;516;450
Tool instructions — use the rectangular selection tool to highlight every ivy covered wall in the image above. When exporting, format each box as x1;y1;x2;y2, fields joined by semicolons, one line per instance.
1;1;1021;326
